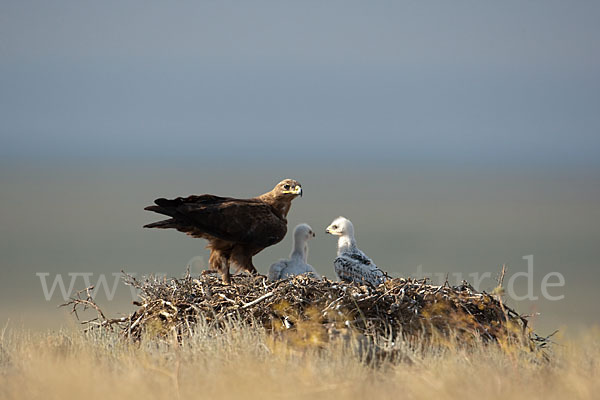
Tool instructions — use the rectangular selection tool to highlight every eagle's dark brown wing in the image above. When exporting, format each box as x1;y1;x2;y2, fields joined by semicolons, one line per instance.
144;195;287;248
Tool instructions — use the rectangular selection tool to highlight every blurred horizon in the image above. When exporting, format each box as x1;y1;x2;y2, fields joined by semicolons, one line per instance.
2;161;599;336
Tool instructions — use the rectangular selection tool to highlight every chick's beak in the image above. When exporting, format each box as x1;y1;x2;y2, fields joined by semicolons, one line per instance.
325;227;331;234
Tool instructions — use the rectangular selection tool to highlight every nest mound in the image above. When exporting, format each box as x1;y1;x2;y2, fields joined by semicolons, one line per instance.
66;271;550;351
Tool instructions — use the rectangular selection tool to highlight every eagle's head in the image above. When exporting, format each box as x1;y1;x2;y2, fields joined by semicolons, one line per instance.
259;179;302;218
325;216;354;237
273;179;302;198
294;223;316;241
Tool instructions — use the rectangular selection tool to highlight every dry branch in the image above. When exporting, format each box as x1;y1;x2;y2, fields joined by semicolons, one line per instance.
62;271;548;352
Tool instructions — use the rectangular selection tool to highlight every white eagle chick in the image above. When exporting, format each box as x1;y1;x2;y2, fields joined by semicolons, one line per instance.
326;216;387;287
268;223;321;281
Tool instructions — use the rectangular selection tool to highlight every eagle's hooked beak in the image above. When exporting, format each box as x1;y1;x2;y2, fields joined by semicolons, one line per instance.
282;184;302;196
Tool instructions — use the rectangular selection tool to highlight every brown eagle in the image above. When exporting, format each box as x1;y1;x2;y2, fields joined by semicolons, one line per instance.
144;179;302;284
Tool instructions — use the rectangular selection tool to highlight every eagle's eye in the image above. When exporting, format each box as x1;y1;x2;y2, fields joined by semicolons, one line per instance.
283;184;290;190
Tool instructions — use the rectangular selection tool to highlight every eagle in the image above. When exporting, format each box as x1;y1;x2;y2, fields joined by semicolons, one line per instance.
325;216;387;287
144;179;303;284
268;223;321;281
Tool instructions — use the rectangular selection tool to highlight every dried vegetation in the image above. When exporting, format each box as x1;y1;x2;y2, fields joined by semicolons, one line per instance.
63;269;552;356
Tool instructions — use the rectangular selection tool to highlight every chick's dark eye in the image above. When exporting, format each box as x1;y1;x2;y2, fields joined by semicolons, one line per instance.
283;184;290;190
332;225;338;229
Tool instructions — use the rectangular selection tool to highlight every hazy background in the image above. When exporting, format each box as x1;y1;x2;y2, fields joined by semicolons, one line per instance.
1;1;599;336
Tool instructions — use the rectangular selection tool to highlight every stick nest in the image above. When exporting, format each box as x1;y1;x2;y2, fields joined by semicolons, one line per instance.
64;271;552;352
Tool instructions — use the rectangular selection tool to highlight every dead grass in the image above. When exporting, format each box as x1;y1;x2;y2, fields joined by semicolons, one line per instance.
1;271;594;399
1;321;599;400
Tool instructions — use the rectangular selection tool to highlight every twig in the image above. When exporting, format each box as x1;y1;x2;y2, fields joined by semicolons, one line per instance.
497;264;507;287
242;291;274;309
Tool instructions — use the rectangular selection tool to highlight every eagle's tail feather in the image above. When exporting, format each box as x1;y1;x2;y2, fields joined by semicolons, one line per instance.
154;198;184;208
143;218;176;229
144;203;177;216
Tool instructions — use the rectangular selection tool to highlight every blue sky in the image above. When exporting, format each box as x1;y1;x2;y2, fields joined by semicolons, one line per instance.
1;0;599;165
